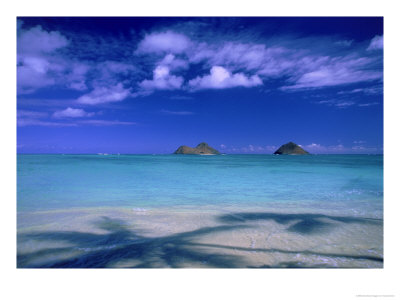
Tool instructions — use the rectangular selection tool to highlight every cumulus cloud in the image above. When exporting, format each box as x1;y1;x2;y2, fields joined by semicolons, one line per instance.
53;107;95;118
367;35;383;51
77;83;131;105
159;54;189;71
17;25;70;94
188;66;262;90
17;25;69;55
17;25;137;96
139;66;184;91
136;31;191;54
17;23;384;107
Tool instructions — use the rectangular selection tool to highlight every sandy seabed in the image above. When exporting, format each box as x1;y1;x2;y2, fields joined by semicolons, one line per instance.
17;205;383;268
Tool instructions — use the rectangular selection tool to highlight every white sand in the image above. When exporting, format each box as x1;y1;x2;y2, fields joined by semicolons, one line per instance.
17;206;383;268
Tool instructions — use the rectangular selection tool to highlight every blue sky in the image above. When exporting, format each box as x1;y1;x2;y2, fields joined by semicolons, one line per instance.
17;17;383;154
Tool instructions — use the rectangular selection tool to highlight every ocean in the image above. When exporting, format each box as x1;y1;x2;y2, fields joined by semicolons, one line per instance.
17;154;383;268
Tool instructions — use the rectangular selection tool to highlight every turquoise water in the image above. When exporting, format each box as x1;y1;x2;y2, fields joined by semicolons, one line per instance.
17;154;383;268
17;154;383;216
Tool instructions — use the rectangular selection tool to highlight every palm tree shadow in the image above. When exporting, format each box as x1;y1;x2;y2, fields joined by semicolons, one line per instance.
217;212;382;235
18;216;250;268
18;212;383;268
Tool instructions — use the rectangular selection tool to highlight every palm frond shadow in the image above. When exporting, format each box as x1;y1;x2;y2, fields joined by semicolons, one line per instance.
217;212;382;235
18;216;250;268
17;212;383;268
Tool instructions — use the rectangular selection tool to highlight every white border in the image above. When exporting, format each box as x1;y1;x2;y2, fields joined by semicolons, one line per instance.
2;1;399;299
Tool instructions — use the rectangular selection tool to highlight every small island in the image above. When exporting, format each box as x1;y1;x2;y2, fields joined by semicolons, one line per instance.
173;142;220;155
274;142;310;155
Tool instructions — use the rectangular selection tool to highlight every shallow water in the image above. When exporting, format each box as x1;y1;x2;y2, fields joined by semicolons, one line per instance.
17;154;383;268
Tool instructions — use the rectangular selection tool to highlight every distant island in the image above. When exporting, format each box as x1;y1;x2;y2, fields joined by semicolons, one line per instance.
274;142;310;155
174;142;221;155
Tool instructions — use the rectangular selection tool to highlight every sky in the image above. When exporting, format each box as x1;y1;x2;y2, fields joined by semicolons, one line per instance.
16;17;383;154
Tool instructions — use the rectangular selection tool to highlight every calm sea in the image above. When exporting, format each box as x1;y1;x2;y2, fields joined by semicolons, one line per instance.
17;154;383;217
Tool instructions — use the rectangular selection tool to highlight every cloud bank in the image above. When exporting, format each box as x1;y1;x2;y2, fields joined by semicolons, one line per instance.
18;21;383;98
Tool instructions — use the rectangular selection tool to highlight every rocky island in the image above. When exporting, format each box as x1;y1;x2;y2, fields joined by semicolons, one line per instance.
274;142;310;155
173;142;220;155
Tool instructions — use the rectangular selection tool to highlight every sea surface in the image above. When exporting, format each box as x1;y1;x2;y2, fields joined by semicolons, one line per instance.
17;154;383;215
17;154;384;268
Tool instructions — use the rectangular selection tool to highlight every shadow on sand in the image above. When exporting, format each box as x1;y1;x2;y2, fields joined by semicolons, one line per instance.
217;212;382;235
17;212;383;268
18;216;250;268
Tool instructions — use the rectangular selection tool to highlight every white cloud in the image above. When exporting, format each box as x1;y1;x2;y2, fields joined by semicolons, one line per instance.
17;24;384;103
17;60;56;94
185;34;382;91
300;143;380;154
282;56;382;90
136;31;191;54
335;101;356;108
358;102;380;107
17;118;77;127
188;66;262;90
302;143;344;153
367;35;383;51
17;25;69;55
17;25;70;94
159;54;189;71
66;63;90;91
224;144;277;153
335;40;353;47
190;43;270;72
17;25;138;95
337;86;382;95
139;66;184;91
53;107;95;118
17;118;135;127
77;84;131;105
316;99;356;108
352;145;366;150
306;143;323;149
